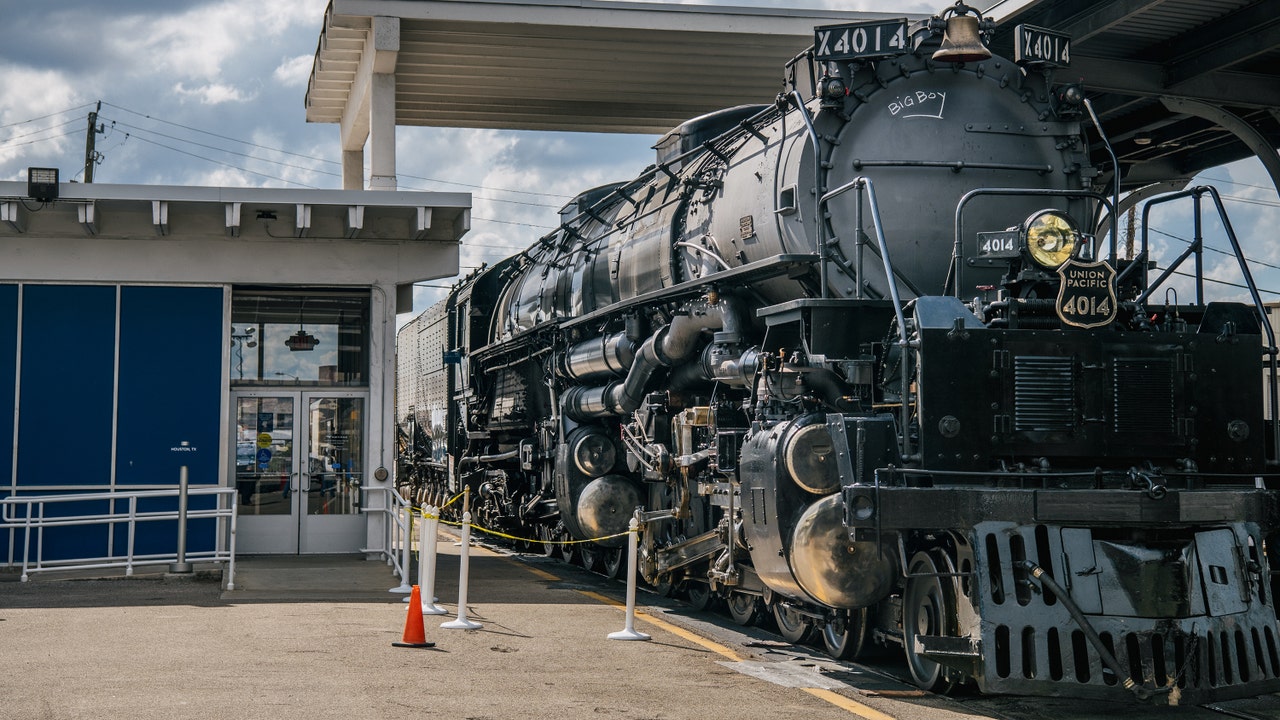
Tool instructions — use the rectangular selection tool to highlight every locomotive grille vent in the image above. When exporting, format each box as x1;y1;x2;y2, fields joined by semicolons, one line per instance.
1112;358;1174;435
1014;356;1075;432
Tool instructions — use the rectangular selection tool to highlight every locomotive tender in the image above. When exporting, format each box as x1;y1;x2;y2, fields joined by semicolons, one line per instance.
397;3;1280;704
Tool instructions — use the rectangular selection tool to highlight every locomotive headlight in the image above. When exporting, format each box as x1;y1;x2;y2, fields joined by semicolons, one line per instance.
1023;210;1079;268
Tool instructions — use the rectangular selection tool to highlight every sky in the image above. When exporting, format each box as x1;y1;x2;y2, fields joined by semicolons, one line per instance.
1;0;1277;324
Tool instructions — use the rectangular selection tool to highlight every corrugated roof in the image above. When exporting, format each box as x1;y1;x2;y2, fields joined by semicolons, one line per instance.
306;0;915;133
989;0;1280;188
306;0;1280;189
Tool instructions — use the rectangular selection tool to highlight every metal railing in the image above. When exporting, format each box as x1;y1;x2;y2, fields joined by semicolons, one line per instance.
1;487;238;585
361;485;413;591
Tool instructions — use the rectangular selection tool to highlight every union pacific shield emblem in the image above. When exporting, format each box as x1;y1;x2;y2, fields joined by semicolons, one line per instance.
1055;259;1117;328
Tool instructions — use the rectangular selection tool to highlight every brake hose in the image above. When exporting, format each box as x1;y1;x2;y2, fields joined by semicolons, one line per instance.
1016;560;1158;701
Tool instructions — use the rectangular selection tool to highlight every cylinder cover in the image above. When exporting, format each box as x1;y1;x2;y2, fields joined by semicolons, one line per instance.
789;493;896;609
575;475;639;548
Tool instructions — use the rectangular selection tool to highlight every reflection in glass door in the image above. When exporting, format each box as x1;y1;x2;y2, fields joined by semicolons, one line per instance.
299;396;365;552
235;395;299;553
232;392;366;553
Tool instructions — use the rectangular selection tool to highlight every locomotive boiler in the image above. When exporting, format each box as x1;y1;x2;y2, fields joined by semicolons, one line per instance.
397;2;1280;704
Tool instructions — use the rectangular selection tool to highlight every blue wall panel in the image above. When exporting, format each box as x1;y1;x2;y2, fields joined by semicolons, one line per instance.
115;286;222;485
0;285;16;482
0;285;16;560
116;286;223;555
18;285;117;486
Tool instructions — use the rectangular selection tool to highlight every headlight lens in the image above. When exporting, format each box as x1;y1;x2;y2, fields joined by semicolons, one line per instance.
1024;211;1079;268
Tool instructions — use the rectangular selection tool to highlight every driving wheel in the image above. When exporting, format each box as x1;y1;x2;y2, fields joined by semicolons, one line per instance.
821;607;868;660
601;547;625;579
727;592;763;626
903;551;960;693
773;602;816;644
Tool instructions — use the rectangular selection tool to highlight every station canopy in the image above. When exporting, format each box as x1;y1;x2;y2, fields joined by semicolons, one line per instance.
306;0;1280;193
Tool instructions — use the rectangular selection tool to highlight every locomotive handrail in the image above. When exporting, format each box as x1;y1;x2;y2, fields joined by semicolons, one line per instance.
789;90;830;298
820;176;914;460
559;253;818;332
949;188;1114;297
1138;186;1280;465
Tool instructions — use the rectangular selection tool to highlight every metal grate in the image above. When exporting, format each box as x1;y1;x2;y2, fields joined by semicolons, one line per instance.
1014;356;1075;432
992;623;1280;692
1112;358;1174;435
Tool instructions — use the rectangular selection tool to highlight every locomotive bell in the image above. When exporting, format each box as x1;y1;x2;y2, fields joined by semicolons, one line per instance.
932;13;991;63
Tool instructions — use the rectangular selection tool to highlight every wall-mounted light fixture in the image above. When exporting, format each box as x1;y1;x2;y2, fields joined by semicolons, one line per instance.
27;167;59;202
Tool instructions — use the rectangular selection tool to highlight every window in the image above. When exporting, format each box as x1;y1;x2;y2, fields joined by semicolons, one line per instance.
230;289;369;386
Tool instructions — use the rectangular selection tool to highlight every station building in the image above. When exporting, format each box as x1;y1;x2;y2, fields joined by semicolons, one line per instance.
0;182;468;559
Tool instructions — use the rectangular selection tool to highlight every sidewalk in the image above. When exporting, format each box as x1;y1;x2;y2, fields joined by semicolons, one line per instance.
0;542;887;720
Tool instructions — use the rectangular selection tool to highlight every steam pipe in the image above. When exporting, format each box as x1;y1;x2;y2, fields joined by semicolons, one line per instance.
561;298;741;421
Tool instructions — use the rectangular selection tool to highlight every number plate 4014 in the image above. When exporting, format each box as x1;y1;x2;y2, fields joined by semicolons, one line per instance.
1015;24;1071;67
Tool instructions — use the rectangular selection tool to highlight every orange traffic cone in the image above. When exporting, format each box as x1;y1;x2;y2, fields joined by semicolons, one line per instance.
392;585;436;648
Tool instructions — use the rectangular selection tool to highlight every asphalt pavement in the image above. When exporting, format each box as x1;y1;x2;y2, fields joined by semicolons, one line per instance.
4;533;1280;720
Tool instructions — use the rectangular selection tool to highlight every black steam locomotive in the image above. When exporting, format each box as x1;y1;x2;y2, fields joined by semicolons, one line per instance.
396;3;1280;704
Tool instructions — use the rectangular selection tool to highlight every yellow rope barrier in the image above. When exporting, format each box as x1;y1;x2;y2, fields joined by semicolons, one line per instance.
411;503;636;546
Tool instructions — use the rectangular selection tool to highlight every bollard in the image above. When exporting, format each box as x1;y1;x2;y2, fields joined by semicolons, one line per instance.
608;516;650;641
420;506;447;615
390;504;413;594
168;458;193;574
441;510;483;630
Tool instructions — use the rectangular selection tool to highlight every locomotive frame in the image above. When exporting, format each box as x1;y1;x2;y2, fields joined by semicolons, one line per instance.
396;2;1280;705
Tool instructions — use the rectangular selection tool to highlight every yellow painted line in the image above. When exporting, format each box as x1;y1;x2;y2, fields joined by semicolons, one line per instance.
803;688;900;720
576;589;743;661
509;558;901;719
514;562;561;582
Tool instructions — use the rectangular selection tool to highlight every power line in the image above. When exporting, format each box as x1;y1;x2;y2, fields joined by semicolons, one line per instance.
100;112;565;210
0;102;96;131
0;127;82;151
99;115;340;180
0;117;84;147
1201;175;1278;194
1147;226;1280;274
99;100;574;201
1161;266;1280;298
127;134;320;188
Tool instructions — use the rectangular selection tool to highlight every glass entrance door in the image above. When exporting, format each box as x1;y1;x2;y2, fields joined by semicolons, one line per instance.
233;391;366;553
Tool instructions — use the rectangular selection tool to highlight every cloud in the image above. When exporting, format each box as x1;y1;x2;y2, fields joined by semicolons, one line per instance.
0;65;86;172
274;55;314;88
173;81;255;105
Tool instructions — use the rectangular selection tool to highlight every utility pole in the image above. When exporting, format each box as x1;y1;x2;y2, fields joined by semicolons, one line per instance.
1124;205;1136;260
83;101;104;183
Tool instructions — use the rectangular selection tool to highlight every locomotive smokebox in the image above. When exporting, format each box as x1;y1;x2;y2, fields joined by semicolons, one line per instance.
576;475;640;548
790;493;896;609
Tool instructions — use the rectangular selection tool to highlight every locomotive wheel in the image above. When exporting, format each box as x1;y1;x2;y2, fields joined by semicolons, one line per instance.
559;531;579;565
683;582;712;611
601;547;625;580
903;551;960;694
727;592;764;626
821;608;869;660
579;544;603;573
538;525;557;558
772;603;816;645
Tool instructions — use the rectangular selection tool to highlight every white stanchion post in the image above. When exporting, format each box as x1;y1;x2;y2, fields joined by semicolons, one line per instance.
421;505;447;615
390;504;413;594
441;510;482;629
608;517;650;641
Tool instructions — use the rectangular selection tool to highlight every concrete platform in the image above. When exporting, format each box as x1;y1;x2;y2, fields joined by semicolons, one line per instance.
4;531;1280;720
